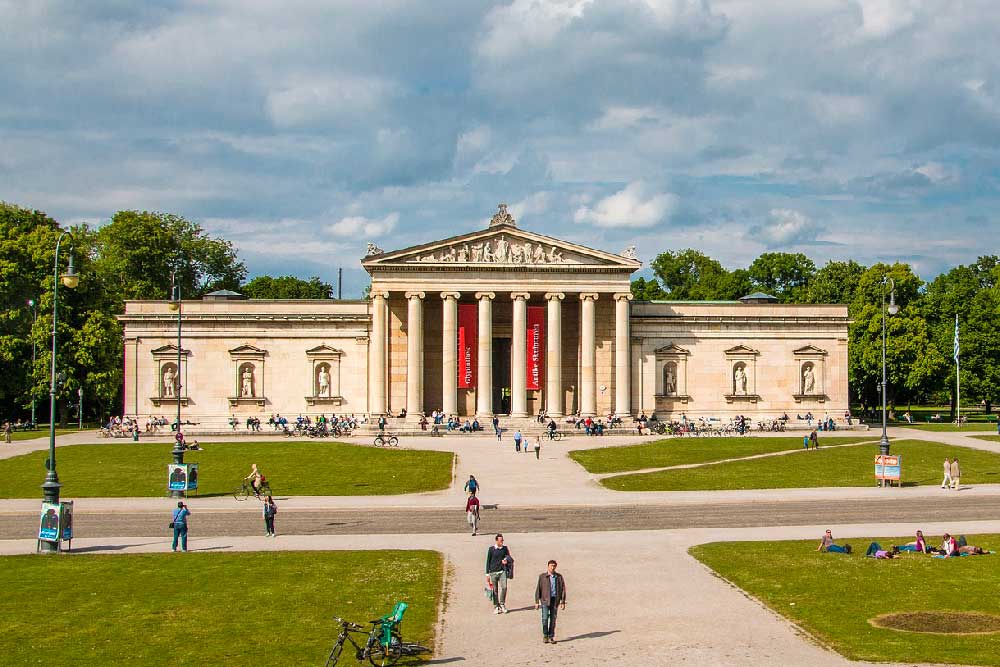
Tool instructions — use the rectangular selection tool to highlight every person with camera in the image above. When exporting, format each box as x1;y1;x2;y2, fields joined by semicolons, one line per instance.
171;501;191;552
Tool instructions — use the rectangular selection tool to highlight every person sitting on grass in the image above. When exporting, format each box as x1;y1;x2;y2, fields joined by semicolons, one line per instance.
817;529;851;554
958;545;988;555
897;530;929;553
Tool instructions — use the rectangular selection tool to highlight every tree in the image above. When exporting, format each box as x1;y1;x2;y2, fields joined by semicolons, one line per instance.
93;210;246;303
922;256;1000;412
748;252;816;303
848;263;944;412
649;249;734;300
241;275;334;299
807;260;866;304
630;276;668;300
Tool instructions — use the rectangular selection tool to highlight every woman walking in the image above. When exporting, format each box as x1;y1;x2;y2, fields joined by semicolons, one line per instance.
171;501;190;552
263;495;278;537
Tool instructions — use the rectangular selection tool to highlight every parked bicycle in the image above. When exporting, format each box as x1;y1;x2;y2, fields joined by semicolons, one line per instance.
233;478;271;501
373;433;399;447
325;603;429;667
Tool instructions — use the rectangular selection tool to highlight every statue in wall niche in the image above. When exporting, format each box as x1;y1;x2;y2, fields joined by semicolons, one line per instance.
495;236;509;263
532;244;546;263
471;243;483;262
241;367;255;397
162;366;176;397
664;365;676;395
317;366;331;397
734;366;748;395
457;244;469;262
802;365;815;394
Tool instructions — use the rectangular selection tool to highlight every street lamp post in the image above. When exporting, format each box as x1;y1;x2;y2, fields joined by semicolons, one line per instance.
168;271;185;498
879;276;899;458
28;299;37;426
40;231;79;553
77;388;83;430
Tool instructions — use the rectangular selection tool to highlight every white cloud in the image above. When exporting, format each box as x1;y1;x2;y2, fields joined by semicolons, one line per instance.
573;182;677;228
753;209;825;246
327;212;399;238
265;74;395;128
855;0;918;37
914;161;958;184
509;191;552;222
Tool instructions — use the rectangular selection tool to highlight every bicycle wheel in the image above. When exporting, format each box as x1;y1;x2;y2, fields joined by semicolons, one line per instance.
259;482;272;497
325;641;345;667
388;436;399;447
233;486;247;501
552;431;563;441
367;634;402;667
373;436;384;447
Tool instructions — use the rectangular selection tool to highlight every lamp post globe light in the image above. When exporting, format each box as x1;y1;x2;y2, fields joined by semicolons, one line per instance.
168;271;185;498
40;231;79;553
28;299;37;426
879;276;899;459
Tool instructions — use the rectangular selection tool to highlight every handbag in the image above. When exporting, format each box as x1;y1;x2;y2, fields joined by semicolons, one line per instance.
168;521;175;529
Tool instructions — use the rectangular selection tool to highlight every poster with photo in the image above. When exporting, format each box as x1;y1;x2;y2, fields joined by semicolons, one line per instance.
60;501;74;541
186;463;199;491
167;464;188;491
38;502;61;542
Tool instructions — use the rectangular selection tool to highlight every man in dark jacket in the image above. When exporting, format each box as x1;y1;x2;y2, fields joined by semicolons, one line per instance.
486;534;513;614
534;560;566;643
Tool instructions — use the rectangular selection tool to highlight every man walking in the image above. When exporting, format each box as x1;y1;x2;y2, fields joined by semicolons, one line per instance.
534;559;566;644
493;415;501;441
2;420;11;444
950;457;961;490
514;429;522;452
486;534;513;614
941;457;952;489
466;493;481;536
534;435;541;460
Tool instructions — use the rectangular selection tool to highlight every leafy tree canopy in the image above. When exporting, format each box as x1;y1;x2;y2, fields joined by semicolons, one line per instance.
748;252;816;303
241;275;334;299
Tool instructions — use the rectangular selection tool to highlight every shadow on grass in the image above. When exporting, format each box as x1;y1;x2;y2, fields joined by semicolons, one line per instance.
69;541;161;553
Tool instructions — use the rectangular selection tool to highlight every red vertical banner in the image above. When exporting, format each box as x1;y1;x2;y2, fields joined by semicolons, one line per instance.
457;304;477;388
526;306;545;390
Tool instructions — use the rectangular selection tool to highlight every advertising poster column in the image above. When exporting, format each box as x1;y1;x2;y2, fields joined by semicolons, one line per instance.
168;464;189;494
526;306;545;391
457;304;477;389
38;503;61;542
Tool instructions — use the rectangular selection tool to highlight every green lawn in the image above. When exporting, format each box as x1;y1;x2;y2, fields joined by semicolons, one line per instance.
601;439;1000;491
6;427;82;442
897;423;997;432
569;436;871;474
0;550;441;666
0;441;454;497
975;436;1000;444
692;536;1000;665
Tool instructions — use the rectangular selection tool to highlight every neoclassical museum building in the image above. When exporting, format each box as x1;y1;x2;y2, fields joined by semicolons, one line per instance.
120;205;849;423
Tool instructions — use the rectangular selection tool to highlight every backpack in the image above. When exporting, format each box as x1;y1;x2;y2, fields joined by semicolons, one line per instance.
468;478;478;492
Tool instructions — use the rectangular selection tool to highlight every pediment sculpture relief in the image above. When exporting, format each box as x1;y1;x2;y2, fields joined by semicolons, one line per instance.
411;235;570;265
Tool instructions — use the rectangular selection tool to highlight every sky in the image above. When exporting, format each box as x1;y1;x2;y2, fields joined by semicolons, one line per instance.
3;0;999;298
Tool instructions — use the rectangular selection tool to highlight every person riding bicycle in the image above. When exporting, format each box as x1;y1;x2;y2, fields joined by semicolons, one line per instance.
547;419;557;438
245;463;265;498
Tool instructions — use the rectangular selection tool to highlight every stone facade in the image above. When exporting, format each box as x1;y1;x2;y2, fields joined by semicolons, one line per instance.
120;206;849;424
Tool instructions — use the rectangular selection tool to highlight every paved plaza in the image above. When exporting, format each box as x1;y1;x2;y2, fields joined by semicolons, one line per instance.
2;427;999;665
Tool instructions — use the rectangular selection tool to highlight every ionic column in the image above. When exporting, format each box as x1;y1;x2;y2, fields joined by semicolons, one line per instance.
614;292;634;416
579;293;599;417
405;292;425;417
545;292;565;417
440;292;461;417
510;292;531;417
475;292;495;416
368;290;388;416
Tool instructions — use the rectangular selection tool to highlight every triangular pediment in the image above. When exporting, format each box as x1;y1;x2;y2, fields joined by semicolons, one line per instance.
654;343;690;356
793;345;828;356
362;225;640;272
724;344;760;356
228;344;267;357
305;344;344;356
150;344;190;357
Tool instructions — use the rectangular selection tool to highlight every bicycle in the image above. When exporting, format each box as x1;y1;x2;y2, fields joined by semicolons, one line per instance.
233;479;272;501
373;433;399;447
545;429;564;441
326;605;430;667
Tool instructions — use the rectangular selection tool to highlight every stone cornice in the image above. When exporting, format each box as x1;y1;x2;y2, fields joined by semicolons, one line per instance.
118;313;371;324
